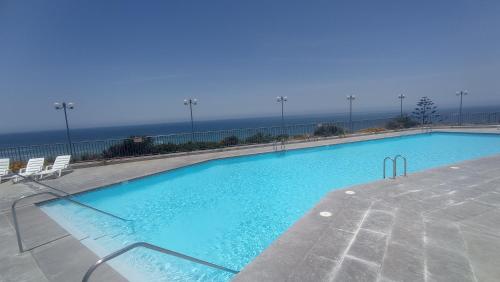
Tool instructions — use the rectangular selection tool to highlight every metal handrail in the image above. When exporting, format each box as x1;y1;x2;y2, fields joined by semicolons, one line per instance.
82;242;239;282
394;155;407;177
12;174;131;222
11;183;131;253
11;173;132;253
13;173;74;196
273;138;287;152
13;174;131;221
383;157;395;179
383;155;408;179
280;138;287;151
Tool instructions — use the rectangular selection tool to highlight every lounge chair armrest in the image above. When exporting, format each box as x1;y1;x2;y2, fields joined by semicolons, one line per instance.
45;165;53;171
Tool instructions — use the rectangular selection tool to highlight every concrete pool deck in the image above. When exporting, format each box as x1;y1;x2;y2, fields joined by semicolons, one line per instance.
0;127;499;281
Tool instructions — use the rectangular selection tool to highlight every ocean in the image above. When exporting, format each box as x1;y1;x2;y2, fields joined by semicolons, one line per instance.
1;106;499;148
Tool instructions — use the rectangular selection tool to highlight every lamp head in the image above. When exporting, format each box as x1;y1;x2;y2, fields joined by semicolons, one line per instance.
67;102;75;109
184;99;189;105
54;102;63;110
192;98;198;105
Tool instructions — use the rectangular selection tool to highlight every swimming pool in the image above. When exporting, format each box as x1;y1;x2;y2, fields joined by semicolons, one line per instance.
41;132;500;281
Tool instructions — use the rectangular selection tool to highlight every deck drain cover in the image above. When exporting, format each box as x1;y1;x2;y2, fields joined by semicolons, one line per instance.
450;166;460;169
319;211;332;217
345;190;355;195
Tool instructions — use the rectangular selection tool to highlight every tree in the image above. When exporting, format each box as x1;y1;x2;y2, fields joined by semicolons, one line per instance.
412;97;439;125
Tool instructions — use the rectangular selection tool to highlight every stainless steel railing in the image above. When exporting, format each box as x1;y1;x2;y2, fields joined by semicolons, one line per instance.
383;155;407;179
273;138;287;151
82;242;239;282
11;174;131;253
383;157;395;179
394;155;407;177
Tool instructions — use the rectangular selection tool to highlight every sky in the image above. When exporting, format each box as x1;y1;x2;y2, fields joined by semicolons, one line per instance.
1;0;500;133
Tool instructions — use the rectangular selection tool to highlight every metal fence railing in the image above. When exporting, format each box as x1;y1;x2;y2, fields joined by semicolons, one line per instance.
1;111;499;164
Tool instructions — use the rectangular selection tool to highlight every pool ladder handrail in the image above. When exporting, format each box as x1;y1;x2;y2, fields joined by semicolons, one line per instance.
273;138;287;151
394;155;407;177
82;242;239;282
11;174;131;253
383;157;395;179
383;155;407;179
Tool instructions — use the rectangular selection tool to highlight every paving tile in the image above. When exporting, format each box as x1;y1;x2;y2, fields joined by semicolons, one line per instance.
424;218;465;253
460;227;500;282
0;224;21;258
309;228;354;261
347;229;387;266
426;200;494;222
361;210;394;234
425;245;475;282
371;200;397;213
0;253;49;282
333;256;379;282
460;209;500;237
380;242;424;282
31;236;126;282
390;210;424;250
233;227;323;282
473;192;500;207
327;197;371;233
8;205;69;251
288;254;337;282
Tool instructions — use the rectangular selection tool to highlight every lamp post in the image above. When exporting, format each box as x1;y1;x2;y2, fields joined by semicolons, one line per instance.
456;90;468;126
347;95;355;132
54;102;75;156
276;96;288;135
184;98;198;142
398;94;406;118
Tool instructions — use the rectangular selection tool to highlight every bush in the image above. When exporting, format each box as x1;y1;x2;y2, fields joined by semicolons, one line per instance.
275;134;289;141
77;153;103;161
102;136;157;158
157;141;222;154
357;128;386;134
221;136;239;146
385;116;418;130
245;133;273;144
10;161;26;172
314;124;345;137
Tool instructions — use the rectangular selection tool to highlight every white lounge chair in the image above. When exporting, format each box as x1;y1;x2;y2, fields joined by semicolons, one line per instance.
13;158;44;183
0;158;10;182
37;155;71;179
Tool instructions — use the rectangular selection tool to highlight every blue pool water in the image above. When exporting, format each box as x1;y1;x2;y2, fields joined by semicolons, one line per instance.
41;132;500;281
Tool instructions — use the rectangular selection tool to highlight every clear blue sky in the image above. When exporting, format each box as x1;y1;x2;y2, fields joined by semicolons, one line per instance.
1;0;499;133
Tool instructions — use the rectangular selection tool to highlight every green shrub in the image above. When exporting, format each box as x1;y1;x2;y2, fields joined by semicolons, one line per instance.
314;124;344;137
102;136;157;158
385;116;418;130
245;133;273;144
221;136;239;146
